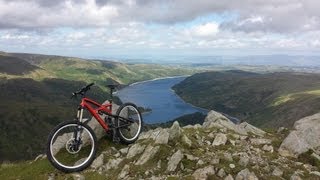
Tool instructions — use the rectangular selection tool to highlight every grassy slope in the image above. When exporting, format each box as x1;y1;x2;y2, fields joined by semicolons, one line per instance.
173;70;320;128
7;53;197;86
0;52;198;162
0;78;109;161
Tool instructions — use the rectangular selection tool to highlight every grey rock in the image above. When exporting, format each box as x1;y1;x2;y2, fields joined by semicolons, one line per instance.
238;154;249;167
311;153;320;161
155;129;169;144
290;174;302;180
135;145;160;165
279;113;320;157
212;133;228;146
119;147;129;155
185;154;199;161
203;110;247;135
235;168;258;180
225;174;234;180
72;173;85;180
310;171;320;176
211;158;220;165
48;173;55;180
250;138;272;145
118;165;130;179
197;159;205;166
167;150;184;172
157;160;162;169
272;167;283;177
262;145;274;153
182;134;192;147
239;122;266;137
229;164;236;169
277;127;287;134
126;144;146;159
224;153;233;162
192;165;215;180
90;154;104;169
104;158;123;170
168;121;182;141
217;168;226;178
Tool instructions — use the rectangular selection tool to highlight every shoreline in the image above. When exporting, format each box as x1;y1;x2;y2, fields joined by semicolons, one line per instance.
129;75;190;86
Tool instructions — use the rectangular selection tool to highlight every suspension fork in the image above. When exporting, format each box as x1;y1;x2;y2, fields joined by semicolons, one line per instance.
74;106;84;142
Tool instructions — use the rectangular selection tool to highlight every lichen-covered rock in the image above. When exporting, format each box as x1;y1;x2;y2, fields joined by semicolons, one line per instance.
192;165;215;180
238;122;266;137
250;138;272;145
272;167;283;177
155;129;169;144
168;121;182;141
235;168;258;180
118;165;130;179
127;144;146;159
279;113;320;157
203;110;247;135
167;150;183;172
135;145;160;165
90;154;104;169
212;133;228;146
182;134;192;147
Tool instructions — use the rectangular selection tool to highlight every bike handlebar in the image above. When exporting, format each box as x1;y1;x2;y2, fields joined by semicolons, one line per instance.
71;83;94;98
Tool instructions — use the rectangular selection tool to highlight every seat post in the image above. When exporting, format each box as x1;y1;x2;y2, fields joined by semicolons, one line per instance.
109;87;114;104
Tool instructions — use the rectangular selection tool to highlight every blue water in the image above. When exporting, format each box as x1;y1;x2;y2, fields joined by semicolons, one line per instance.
115;76;208;124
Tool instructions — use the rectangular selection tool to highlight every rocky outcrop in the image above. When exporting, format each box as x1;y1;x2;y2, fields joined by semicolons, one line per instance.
45;110;320;180
279;113;320;157
203;110;266;137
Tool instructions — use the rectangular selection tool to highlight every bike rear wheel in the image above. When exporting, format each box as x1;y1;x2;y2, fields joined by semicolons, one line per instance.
46;121;97;172
116;103;143;144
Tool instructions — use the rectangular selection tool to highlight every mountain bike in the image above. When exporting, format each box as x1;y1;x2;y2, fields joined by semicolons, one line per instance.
46;83;143;172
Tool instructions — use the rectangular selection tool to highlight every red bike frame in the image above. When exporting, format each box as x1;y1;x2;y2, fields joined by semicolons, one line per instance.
79;97;113;131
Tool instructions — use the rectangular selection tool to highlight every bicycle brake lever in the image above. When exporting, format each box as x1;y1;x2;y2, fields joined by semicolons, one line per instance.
71;93;77;99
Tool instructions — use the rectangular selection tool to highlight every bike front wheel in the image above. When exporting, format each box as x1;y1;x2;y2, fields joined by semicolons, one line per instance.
116;103;143;144
46;121;97;172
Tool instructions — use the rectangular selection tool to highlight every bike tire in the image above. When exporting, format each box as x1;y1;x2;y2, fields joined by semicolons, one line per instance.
116;103;143;144
46;121;97;173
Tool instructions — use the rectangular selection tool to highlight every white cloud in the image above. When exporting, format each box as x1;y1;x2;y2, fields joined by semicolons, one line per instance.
192;22;219;37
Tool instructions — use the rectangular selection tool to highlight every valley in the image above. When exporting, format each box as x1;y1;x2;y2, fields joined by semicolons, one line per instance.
173;70;320;128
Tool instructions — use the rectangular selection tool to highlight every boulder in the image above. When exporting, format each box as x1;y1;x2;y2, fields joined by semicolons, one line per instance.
127;144;146;159
90;154;104;169
168;121;182;141
279;113;320;157
238;122;266;137
135;145;160;165
212;133;228;146
192;165;215;180
250;138;272;146
155;129;169;144
167;150;184;172
203;111;247;135
235;168;258;180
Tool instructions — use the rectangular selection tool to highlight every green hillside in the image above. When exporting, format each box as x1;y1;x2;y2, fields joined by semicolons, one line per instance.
173;70;320;128
0;78;110;161
0;52;198;162
5;53;197;85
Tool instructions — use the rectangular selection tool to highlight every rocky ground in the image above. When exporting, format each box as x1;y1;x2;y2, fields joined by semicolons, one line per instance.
39;110;320;180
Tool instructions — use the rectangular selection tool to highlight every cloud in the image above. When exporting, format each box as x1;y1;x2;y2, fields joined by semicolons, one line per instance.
0;0;319;34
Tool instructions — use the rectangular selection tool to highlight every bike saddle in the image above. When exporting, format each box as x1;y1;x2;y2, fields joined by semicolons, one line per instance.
106;84;119;89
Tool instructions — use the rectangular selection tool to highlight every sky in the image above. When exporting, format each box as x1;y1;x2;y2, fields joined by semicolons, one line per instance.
0;0;320;59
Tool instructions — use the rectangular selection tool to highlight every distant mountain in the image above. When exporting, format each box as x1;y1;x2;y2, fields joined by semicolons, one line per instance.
173;70;320;128
0;55;39;75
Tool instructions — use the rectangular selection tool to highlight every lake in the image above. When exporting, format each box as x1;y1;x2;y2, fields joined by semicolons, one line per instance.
115;76;208;124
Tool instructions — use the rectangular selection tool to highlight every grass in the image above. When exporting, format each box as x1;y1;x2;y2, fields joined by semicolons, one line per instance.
0;137;124;180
